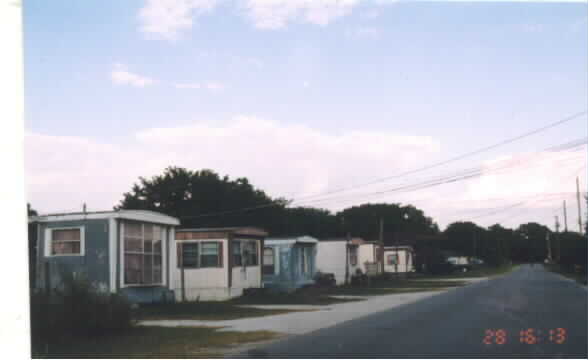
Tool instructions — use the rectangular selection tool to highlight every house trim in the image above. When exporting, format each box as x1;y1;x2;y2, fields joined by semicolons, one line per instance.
108;218;117;293
31;210;180;226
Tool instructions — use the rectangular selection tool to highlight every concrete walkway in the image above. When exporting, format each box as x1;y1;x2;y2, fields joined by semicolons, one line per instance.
139;277;489;335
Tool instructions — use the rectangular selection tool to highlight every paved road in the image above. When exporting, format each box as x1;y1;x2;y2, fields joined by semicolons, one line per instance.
242;265;587;358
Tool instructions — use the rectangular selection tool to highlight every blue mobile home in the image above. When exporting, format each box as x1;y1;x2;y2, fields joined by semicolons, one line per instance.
29;210;180;304
262;236;318;291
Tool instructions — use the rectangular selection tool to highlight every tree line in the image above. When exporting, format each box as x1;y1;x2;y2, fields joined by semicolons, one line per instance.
31;166;587;272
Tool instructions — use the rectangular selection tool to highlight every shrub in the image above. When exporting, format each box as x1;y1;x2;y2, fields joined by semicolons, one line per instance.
30;272;134;352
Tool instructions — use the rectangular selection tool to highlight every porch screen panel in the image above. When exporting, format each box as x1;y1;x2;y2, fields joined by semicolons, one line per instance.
124;222;163;285
201;242;220;267
152;226;162;283
233;241;242;266
245;241;258;266
263;247;274;275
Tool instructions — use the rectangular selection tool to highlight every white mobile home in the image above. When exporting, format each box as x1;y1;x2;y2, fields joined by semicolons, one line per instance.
173;227;266;301
383;245;415;273
316;238;362;285
358;241;384;275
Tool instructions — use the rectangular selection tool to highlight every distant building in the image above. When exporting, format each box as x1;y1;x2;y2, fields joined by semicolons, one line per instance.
263;235;318;291
383;245;415;273
316;238;363;285
173;227;267;301
358;241;384;275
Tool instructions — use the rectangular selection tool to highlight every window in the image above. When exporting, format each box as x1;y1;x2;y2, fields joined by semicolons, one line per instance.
201;242;221;267
233;241;242;266
244;241;258;266
303;247;311;274
349;247;358;266
124;222;163;285
181;243;199;268
387;254;398;265
263;247;275;275
48;228;83;256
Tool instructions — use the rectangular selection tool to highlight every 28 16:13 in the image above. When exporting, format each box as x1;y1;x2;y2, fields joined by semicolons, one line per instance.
483;328;566;345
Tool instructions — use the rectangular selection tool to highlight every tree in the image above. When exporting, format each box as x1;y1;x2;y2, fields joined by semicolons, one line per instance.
487;224;513;265
514;222;551;263
443;221;485;258
115;167;289;230
336;203;439;241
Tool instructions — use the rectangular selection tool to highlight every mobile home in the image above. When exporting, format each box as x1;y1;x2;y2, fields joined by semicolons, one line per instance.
316;238;363;285
383;245;415;274
173;227;266;301
263;236;318;291
29;210;180;303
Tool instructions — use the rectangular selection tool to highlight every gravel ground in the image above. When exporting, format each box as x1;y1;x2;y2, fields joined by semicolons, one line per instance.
139;277;489;335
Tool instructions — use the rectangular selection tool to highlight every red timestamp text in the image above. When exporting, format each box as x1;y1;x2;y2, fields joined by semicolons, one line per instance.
482;328;567;345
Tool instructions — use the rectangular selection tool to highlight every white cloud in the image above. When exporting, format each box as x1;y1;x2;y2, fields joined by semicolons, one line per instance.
138;0;218;40
25;116;586;230
302;80;310;87
241;0;360;29
25;115;439;214
205;82;224;91
111;64;155;87
174;82;202;89
173;81;225;91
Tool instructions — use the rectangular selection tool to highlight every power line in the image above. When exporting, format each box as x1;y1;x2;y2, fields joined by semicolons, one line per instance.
290;140;586;208
179;137;586;220
291;110;587;202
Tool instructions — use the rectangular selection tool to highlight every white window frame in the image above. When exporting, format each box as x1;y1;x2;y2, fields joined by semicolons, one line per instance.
120;222;166;288
175;239;224;269
44;226;85;257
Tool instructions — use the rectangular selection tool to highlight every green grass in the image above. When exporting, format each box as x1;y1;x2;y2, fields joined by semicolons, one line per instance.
136;301;308;321
325;278;468;296
545;264;588;285
232;287;362;305
32;326;281;358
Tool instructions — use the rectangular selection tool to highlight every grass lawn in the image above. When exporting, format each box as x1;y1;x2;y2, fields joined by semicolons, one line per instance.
232;287;361;306
545;264;588;285
136;301;309;321
32;326;281;358
325;278;468;296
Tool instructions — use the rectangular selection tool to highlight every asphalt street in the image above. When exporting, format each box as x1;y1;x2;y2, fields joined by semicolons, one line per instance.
243;265;587;358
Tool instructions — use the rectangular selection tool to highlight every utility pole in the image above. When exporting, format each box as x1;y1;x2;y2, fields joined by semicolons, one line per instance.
473;231;477;260
576;177;583;233
546;232;552;263
554;215;561;263
563;200;568;232
345;231;351;285
379;218;384;274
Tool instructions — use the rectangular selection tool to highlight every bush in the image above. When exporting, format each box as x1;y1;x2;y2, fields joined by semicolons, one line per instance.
31;273;134;351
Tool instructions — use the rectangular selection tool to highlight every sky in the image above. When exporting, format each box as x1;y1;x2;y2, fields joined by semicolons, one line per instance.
23;0;588;231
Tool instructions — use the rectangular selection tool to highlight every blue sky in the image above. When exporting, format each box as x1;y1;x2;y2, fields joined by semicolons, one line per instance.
23;0;588;230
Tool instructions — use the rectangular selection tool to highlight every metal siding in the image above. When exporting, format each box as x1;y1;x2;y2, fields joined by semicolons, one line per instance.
39;219;110;292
